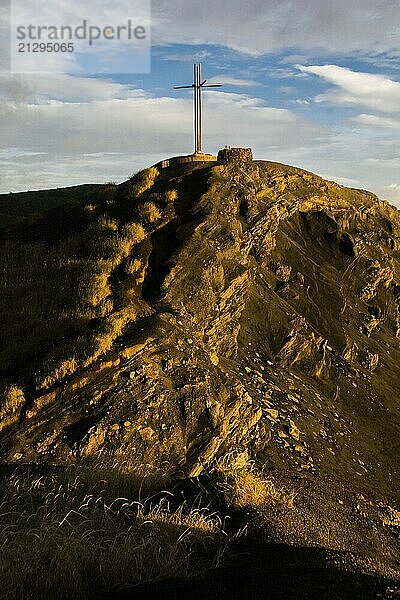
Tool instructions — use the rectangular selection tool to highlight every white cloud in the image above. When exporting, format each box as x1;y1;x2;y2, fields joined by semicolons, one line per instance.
298;65;400;114
207;76;260;87
159;49;212;63
384;183;400;204
279;86;296;94
0;73;145;103
8;0;151;75
385;183;400;192
1;69;399;208
0;151;155;192
366;157;400;168
152;0;400;56
351;113;400;129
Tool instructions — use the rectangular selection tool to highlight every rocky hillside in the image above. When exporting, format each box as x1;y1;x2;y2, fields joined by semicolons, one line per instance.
2;157;400;596
1;158;400;505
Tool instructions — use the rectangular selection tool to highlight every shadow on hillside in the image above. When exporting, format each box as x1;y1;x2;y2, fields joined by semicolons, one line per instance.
141;220;181;300
142;166;212;301
99;538;398;600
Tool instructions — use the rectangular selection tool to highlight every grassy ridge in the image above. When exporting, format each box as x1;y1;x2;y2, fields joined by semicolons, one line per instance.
0;168;160;397
0;185;102;228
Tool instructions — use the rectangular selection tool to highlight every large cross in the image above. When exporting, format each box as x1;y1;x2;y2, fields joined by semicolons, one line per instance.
174;63;223;154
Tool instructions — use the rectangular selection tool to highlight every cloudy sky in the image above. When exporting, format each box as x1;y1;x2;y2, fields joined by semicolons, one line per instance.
1;0;400;204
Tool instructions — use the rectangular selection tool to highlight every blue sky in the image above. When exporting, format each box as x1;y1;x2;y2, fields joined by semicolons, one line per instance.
0;0;400;204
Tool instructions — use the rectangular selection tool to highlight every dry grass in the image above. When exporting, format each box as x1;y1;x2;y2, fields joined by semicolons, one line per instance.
80;263;113;306
0;464;228;600
35;305;137;389
164;189;178;203
36;357;79;390
129;167;159;198
138;201;162;225
0;385;26;431
215;453;294;509
0;197;147;392
122;222;146;243
1;384;25;415
381;506;400;527
83;307;137;366
125;258;143;276
95;215;119;231
0;175;152;393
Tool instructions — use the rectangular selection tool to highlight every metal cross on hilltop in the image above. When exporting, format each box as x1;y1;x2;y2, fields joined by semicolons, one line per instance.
174;63;223;154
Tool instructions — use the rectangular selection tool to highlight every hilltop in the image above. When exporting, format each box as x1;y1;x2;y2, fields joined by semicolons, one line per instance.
0;158;399;598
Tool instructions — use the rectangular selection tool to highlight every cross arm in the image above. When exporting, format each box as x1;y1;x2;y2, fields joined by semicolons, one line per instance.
173;85;195;89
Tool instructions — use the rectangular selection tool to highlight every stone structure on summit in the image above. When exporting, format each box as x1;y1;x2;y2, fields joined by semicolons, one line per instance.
217;146;253;162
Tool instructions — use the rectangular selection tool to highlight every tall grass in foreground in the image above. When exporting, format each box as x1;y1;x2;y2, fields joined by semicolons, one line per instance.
0;464;228;600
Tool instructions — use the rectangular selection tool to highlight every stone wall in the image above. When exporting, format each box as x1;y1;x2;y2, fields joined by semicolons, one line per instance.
217;146;253;163
155;153;217;170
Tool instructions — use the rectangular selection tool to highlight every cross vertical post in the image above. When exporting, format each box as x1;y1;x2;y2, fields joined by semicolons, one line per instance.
195;63;200;152
197;63;202;153
195;63;198;151
174;63;223;155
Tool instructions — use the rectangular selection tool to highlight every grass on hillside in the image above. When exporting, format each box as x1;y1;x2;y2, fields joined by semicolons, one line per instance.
0;185;102;228
0;168;160;398
0;453;295;600
0;463;228;600
215;452;295;509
